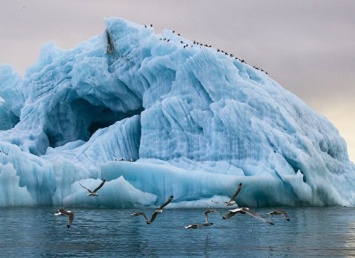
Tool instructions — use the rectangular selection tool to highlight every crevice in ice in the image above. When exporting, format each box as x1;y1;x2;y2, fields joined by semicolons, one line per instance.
319;139;337;159
44;97;144;148
283;156;307;182
0;109;20;130
190;73;213;106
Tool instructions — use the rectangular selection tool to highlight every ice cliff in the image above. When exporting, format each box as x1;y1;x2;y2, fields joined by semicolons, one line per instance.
0;17;354;208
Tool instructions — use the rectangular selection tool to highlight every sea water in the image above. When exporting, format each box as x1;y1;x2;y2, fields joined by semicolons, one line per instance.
0;206;354;257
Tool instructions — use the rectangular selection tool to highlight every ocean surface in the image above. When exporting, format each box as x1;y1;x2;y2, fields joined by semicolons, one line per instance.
0;206;354;257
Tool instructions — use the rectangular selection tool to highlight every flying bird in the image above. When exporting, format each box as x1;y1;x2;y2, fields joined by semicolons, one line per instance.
79;179;106;196
130;195;174;224
54;208;74;228
185;209;219;229
185;223;201;229
203;209;219;226
223;207;274;225
267;210;290;222
212;183;242;206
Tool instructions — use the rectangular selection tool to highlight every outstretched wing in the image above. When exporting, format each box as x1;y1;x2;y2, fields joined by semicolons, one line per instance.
58;208;71;215
204;209;218;223
229;183;242;202
281;211;290;221
222;211;237;220
244;209;274;225
131;212;149;223
148;211;159;224
67;213;74;228
158;195;174;209
79;183;93;193
268;210;290;221
93;179;106;193
204;210;211;223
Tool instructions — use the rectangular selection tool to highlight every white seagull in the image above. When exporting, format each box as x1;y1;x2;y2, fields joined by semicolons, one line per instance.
223;207;274;225
79;179;106;196
54;208;75;228
212;183;242;206
267;210;290;222
131;195;174;224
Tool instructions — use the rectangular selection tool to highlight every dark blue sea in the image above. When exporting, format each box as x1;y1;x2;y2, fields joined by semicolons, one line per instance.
0;206;354;257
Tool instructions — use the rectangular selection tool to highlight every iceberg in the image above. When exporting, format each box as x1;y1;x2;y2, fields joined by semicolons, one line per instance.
0;17;354;208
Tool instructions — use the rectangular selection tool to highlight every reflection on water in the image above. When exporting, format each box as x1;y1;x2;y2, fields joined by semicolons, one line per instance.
0;206;354;257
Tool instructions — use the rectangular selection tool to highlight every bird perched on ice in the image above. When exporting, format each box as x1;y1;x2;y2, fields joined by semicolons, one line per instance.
130;195;174;224
267;210;290;222
54;208;74;228
79;179;106;196
223;207;274;225
212;183;242;206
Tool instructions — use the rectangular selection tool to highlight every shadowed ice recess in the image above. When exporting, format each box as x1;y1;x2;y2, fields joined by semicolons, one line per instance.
0;17;354;208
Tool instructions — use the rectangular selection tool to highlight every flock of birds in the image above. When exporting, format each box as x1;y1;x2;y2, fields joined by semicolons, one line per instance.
54;179;106;227
54;181;289;229
151;24;268;75
105;24;269;75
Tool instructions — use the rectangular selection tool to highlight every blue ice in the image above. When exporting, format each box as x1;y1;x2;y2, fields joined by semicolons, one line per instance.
0;17;354;208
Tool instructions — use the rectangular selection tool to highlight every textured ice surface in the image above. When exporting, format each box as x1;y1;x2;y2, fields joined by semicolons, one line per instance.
0;17;354;208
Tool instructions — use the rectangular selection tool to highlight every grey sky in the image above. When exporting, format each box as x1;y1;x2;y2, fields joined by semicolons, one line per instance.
1;0;354;161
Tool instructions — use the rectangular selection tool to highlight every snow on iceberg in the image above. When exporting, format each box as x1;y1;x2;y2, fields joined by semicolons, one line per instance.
0;17;354;208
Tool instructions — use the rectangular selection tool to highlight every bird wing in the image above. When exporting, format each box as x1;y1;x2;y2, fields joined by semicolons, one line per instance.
148;211;159;224
244;209;274;225
54;209;64;216
204;211;210;223
267;210;290;220
58;208;71;215
67;213;74;227
229;183;242;202
222;211;237;219
131;212;149;223
222;208;245;219
93;179;106;193
204;209;217;223
79;183;93;193
158;195;174;209
282;211;290;221
278;210;290;220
